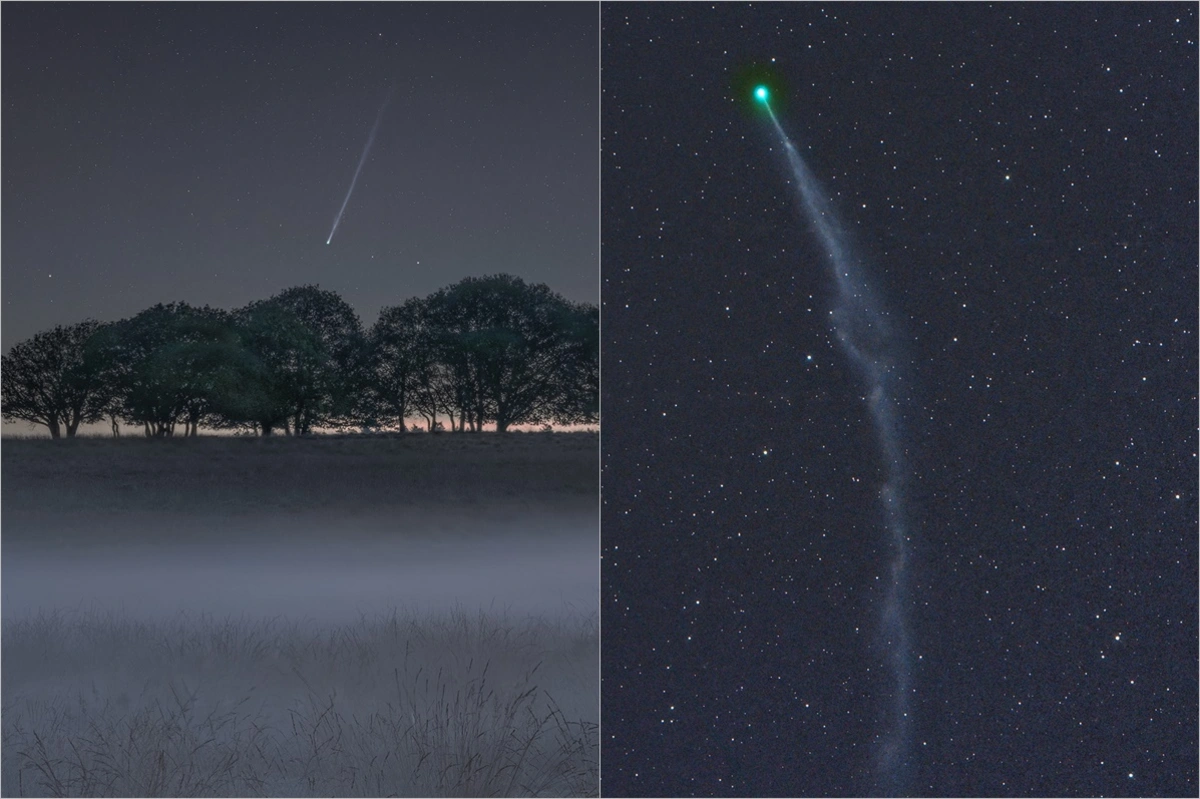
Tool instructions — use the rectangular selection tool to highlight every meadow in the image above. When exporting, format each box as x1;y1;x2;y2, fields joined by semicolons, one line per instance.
2;432;598;797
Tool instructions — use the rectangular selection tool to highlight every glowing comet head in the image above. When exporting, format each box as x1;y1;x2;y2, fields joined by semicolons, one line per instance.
754;85;769;103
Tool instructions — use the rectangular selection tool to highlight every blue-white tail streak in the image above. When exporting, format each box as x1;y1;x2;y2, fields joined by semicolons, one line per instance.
326;88;395;245
757;87;915;795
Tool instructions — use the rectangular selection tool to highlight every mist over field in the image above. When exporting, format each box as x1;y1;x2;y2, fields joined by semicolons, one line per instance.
2;433;598;797
4;523;593;623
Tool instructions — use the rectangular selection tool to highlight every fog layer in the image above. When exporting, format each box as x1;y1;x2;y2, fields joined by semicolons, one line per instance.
3;513;596;622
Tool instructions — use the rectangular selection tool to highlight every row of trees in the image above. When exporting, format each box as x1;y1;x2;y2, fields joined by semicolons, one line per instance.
2;275;598;437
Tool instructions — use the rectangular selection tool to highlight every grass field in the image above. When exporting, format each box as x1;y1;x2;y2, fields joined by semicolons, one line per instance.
2;609;597;797
2;432;598;796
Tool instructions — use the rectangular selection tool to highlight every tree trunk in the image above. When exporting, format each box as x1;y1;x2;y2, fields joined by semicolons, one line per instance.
262;422;274;437
48;419;61;439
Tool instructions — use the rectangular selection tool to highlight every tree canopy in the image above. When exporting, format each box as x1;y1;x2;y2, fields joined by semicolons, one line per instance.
3;276;597;438
1;320;110;438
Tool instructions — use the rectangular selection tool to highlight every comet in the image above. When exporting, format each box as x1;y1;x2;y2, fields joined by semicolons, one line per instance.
326;88;394;246
757;93;915;796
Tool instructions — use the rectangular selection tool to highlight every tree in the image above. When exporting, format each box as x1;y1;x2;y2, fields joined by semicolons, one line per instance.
250;285;366;433
1;321;111;438
2;278;596;439
161;312;248;436
424;274;599;432
229;301;325;436
551;301;599;425
366;297;435;431
87;303;236;436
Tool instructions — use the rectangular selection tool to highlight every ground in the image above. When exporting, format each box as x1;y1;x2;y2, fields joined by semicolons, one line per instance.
2;432;598;797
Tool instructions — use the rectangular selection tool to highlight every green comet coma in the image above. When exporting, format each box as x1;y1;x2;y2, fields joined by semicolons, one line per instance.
754;85;769;103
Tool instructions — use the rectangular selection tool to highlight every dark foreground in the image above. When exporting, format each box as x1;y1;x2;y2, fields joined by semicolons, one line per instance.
2;432;597;523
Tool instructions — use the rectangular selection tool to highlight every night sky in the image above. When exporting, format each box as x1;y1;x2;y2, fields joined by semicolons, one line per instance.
602;4;1197;798
2;2;597;351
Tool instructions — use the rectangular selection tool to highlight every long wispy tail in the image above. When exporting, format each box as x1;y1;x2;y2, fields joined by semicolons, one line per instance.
766;104;915;795
327;88;396;245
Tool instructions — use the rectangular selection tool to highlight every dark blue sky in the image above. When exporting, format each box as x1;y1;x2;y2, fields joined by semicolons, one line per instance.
602;4;1197;796
2;2;597;348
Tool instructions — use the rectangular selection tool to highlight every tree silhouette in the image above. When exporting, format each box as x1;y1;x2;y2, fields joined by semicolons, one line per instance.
552;301;600;425
87;303;236;436
424;275;599;432
3;277;598;437
230;301;325;436
1;321;110;438
247;285;366;433
366;296;435;431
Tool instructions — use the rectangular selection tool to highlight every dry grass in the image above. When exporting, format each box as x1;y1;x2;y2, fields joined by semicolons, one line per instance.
2;608;598;797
